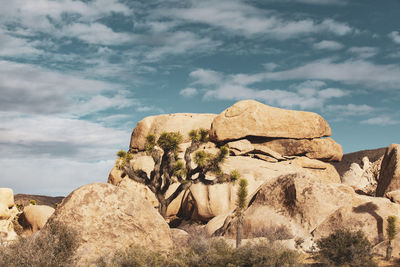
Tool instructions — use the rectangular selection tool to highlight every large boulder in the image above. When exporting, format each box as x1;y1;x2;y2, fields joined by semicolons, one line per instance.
184;156;340;221
0;188;18;243
214;172;400;251
253;137;342;162
376;144;400;197
49;183;172;266
21;205;55;233
130;113;216;151
313;196;400;245
210;100;331;142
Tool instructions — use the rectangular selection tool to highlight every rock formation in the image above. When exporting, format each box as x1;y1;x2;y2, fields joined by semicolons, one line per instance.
130;113;216;151
376;144;400;197
113;100;343;221
0;188;18;244
48;183;172;266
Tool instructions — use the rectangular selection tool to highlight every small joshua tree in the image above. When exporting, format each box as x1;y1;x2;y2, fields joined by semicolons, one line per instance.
235;177;248;248
386;215;397;260
116;129;238;218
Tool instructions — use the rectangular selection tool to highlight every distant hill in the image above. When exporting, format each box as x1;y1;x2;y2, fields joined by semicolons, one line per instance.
332;147;386;177
14;194;64;208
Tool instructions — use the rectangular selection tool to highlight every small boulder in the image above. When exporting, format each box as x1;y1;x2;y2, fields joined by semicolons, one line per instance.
210;100;331;142
376;144;400;197
130;113;216;151
22;205;55;233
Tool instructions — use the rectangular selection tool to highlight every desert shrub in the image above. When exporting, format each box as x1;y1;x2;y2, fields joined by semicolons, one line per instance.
98;236;300;267
233;240;300;267
96;245;167;267
0;219;79;267
252;225;294;242
29;199;36;205
316;229;376;267
172;238;235;267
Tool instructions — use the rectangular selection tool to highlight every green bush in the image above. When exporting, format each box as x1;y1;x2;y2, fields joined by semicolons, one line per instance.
0;220;79;267
29;199;36;205
316;229;376;267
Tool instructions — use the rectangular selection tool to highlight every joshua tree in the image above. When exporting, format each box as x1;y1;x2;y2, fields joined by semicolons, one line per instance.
235;178;248;248
116;129;239;218
386;215;397;260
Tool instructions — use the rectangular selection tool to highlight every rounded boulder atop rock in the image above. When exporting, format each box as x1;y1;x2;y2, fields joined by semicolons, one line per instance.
209;100;331;142
130;113;216;151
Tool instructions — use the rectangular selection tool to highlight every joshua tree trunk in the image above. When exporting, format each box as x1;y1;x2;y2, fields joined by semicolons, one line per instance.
236;215;243;248
156;194;168;218
386;241;393;260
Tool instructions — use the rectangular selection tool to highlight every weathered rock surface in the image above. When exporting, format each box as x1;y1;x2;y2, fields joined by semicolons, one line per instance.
49;183;172;266
213;172;400;251
341;157;378;193
210;100;331;142
386;190;400;204
0;188;18;243
185;156;340;221
376;144;400;197
21;205;55;232
332;147;385;177
254;137;342;162
130;113;216;151
313;196;400;244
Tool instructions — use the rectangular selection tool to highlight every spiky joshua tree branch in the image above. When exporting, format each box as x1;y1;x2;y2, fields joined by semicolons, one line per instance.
116;129;238;218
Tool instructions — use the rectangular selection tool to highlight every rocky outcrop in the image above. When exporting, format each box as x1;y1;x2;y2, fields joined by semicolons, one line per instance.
0;188;18;244
49;183;172;266
210;100;331;141
21;205;55;233
212;172;400;250
183;156;340;221
376;144;400;197
313;197;400;244
253;137;342;162
341;157;378;193
332;147;385;177
130;113;216;151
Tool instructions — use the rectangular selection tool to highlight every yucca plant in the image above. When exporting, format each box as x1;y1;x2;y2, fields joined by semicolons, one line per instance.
116;129;238;218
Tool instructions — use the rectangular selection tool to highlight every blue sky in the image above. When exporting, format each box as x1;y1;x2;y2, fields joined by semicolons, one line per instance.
0;0;399;196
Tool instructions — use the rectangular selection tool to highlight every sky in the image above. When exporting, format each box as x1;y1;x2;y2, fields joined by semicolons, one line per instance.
0;0;399;196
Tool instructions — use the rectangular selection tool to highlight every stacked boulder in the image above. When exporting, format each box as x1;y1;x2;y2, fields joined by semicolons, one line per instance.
210;100;342;162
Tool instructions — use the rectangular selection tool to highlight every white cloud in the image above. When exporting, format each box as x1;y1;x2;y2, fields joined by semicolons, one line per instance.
348;46;378;59
0;158;114;196
313;40;344;50
62;23;134;45
190;69;224;86
0;60;134;115
325;104;374;116
361;115;399;126
389;31;400;44
263;63;278;71
266;58;400;89
0;114;130;160
188;68;348;110
180;87;198;98
159;0;353;39
0;28;42;56
144;31;221;60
